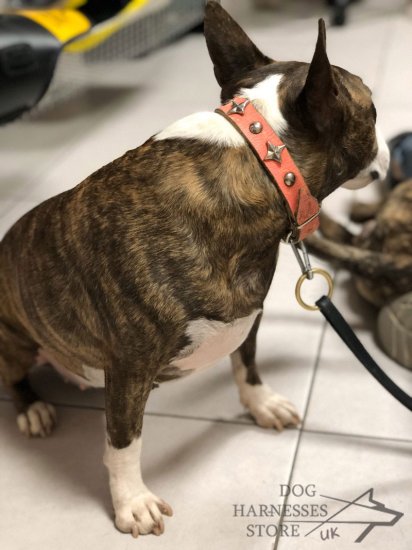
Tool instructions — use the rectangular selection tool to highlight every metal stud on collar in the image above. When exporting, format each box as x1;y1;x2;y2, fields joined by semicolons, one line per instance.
215;97;321;242
249;121;263;134
265;142;286;163
228;99;250;115
284;172;296;186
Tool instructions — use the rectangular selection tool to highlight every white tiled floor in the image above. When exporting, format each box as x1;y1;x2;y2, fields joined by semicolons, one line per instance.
0;1;411;549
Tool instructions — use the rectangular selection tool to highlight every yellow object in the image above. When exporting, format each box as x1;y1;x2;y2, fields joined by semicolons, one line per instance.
20;8;91;44
63;0;88;8
65;0;149;53
295;268;334;311
19;0;149;52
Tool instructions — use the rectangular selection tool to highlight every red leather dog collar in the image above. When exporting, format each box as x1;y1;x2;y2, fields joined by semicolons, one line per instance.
216;98;320;241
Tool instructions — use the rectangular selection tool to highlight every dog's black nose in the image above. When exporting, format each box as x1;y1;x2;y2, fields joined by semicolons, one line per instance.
370;170;380;180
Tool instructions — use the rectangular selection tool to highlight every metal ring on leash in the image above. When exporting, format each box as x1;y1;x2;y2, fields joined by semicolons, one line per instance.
295;268;334;311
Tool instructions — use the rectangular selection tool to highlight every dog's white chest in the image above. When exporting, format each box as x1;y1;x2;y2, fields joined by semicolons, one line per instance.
172;309;261;371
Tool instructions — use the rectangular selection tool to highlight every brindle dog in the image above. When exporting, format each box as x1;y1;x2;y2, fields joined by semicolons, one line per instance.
307;181;412;307
0;1;388;538
307;181;412;368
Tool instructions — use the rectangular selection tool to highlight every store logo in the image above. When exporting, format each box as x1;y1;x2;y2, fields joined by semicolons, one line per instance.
233;485;404;543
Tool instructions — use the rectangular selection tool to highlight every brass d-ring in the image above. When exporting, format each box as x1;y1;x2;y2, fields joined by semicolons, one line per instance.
295;268;334;311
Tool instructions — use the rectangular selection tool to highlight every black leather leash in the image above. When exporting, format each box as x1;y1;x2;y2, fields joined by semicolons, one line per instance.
316;295;412;412
290;240;412;412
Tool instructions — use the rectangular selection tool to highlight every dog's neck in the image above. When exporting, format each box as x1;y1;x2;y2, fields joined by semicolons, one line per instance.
238;74;288;139
237;74;330;203
156;73;328;203
216;94;320;241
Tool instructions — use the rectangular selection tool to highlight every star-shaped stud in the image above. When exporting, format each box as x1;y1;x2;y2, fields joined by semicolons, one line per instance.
228;99;250;115
265;142;286;163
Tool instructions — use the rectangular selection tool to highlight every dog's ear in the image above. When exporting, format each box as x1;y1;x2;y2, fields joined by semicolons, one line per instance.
204;1;272;89
300;19;341;134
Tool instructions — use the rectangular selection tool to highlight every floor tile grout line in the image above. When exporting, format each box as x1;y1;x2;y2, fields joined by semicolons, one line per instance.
272;318;328;550
301;317;331;409
300;427;412;445
146;410;252;426
0;395;252;426
1;394;411;443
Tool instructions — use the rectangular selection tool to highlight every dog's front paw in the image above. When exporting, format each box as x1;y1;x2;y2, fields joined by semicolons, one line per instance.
16;401;57;437
115;491;173;538
240;384;300;431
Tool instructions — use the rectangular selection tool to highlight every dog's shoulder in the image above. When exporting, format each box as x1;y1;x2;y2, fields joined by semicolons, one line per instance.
154;111;244;147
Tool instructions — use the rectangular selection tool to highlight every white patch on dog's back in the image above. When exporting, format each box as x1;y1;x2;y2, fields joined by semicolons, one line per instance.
154;112;245;147
239;74;287;136
172;309;261;371
154;74;287;147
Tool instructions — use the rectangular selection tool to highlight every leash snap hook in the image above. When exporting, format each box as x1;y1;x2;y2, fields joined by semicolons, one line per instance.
289;238;314;280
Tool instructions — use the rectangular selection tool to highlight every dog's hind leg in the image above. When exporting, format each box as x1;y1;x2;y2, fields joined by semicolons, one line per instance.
0;316;57;437
230;313;300;431
104;361;173;538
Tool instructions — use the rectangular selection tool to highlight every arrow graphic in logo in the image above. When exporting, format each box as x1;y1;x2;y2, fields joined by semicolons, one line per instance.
303;489;403;542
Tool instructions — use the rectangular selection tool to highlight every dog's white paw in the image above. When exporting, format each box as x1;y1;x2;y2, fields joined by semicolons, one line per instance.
115;491;173;538
240;384;300;431
16;401;57;437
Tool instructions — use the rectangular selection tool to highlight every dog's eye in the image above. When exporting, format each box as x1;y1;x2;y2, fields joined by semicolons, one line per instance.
371;103;377;122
